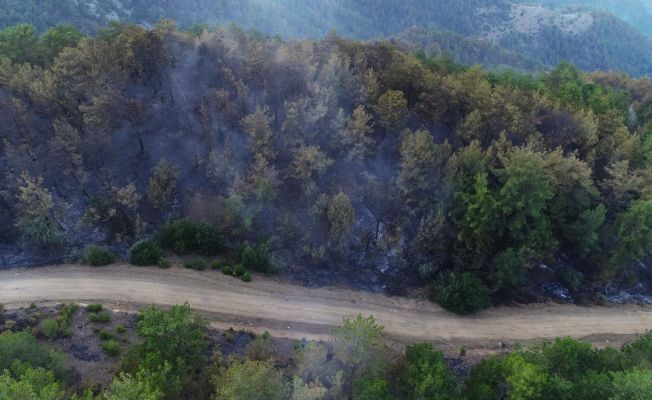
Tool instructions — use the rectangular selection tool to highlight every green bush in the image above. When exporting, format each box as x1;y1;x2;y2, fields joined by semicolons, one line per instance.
432;271;491;315
242;272;252;282
86;304;103;313
17;215;63;248
184;257;207;271
102;339;120;356
558;267;583;292
234;264;246;277
0;331;66;379
236;240;277;274
160;218;225;255
211;260;223;270
98;329;114;341
60;303;78;331
158;256;171;269
82;245;116;266
129;239;164;266
116;324;127;334
89;311;111;323
40;318;60;339
222;266;234;275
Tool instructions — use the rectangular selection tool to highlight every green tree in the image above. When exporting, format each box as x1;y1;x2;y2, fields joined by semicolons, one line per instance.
0;331;64;378
504;354;548;400
14;172;61;247
461;357;505;400
333;315;388;381
102;373;162;400
610;369;652;400
40;25;83;61
327;191;356;249
146;159;179;210
287;145;334;197
0;367;62;400
352;378;394;400
432;271;490;315
536;337;596;380
497;147;555;257
213;360;288;400
398;130;451;212
456;171;500;271
608;199;652;278
336;106;375;162
242;105;275;161
399;343;456;400
488;248;525;292
290;376;327;400
132;304;208;399
375;89;407;132
621;330;652;368
0;24;39;64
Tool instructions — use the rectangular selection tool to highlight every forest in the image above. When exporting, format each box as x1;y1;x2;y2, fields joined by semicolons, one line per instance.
2;0;652;76
1;20;652;314
2;302;652;400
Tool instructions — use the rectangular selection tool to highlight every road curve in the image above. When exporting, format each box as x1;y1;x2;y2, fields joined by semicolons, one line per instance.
1;264;651;348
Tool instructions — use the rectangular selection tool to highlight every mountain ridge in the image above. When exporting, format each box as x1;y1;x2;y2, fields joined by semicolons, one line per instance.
2;0;652;75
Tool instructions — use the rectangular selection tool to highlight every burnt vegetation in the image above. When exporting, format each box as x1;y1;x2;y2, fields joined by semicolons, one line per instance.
1;21;652;313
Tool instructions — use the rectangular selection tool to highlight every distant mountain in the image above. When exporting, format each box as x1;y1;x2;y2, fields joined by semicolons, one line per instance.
515;0;652;37
390;27;546;71
2;0;652;76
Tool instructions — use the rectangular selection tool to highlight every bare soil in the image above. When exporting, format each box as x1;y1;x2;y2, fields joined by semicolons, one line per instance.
1;263;651;356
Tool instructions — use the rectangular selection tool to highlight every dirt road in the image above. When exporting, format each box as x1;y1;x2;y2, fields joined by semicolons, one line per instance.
1;264;651;351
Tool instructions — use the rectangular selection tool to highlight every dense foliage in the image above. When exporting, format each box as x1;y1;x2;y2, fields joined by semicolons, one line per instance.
1;21;652;312
3;304;652;399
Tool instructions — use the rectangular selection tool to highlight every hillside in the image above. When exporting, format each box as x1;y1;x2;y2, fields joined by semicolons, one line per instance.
516;0;652;37
2;22;652;314
2;0;652;75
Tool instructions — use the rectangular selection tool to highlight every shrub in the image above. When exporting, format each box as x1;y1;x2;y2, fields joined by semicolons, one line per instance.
60;303;79;331
211;260;223;270
17;215;63;248
129;239;164;266
160;219;224;255
116;324;127;334
89;311;111;323
29;303;36;309
222;266;234;275
98;329;114;341
236;240;277;273
234;264;246;277
245;332;274;361
242;272;252;282
82;245;116;266
158;256;171;269
0;331;66;379
432;271;491;315
87;304;103;313
40;318;60;339
102;339;120;356
184;257;207;271
558;267;583;292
